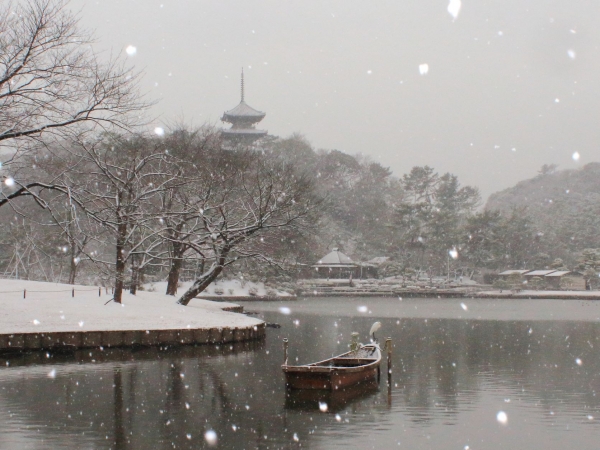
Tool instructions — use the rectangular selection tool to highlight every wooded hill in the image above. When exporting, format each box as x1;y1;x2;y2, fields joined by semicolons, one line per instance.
486;162;600;267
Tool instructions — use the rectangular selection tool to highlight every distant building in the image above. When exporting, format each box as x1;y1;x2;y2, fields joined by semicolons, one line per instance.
221;70;267;147
359;257;390;279
497;269;586;290
498;270;531;277
544;271;586;290
312;248;359;279
497;270;530;283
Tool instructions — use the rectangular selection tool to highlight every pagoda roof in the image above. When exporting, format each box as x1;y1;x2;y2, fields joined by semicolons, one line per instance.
222;101;266;121
221;128;268;136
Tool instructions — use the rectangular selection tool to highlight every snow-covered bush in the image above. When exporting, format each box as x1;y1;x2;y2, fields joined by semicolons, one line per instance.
248;287;258;296
214;286;224;295
228;288;235;295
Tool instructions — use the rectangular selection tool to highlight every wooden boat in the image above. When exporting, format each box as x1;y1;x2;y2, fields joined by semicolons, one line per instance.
282;344;381;390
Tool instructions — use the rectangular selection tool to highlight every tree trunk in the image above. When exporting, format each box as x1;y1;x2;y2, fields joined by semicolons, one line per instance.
67;236;79;285
67;210;77;285
165;242;184;296
129;253;138;295
177;247;231;306
114;222;127;303
176;263;225;305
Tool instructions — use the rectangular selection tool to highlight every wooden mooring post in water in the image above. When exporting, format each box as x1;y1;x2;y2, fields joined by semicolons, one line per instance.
385;337;392;383
283;338;289;365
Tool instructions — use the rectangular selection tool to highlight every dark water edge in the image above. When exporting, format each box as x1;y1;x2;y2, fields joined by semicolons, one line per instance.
1;297;600;449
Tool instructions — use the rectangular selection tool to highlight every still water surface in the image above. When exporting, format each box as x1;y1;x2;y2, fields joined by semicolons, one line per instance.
1;297;600;449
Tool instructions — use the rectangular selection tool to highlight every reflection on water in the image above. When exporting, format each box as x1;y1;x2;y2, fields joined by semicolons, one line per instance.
0;297;600;449
285;380;382;413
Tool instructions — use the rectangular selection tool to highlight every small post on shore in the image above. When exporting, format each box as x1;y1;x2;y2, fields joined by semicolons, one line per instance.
98;287;101;297
72;288;75;298
283;338;289;366
23;289;26;299
385;337;392;384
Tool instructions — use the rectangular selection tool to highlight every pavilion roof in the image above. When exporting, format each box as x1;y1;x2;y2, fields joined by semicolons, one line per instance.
315;248;355;266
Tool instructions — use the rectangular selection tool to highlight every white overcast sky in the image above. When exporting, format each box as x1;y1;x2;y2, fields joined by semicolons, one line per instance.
73;0;600;199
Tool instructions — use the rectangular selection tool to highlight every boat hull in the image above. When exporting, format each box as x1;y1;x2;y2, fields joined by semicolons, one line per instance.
284;366;379;390
282;344;381;390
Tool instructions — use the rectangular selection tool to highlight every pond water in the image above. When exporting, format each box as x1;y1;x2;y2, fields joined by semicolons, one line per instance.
1;296;600;449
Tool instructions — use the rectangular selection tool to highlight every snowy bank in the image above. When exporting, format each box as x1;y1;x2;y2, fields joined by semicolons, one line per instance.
0;279;265;352
146;279;295;300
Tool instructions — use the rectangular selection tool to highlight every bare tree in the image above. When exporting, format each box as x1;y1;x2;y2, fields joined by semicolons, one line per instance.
156;127;223;296
176;149;321;306
0;0;148;208
56;134;179;303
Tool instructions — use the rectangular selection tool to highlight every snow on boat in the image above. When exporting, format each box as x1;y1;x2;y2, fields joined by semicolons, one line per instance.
282;344;382;390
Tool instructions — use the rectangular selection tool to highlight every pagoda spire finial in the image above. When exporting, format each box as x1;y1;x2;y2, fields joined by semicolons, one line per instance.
241;68;245;103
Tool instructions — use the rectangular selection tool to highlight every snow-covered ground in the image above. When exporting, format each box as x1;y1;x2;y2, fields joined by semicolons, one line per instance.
0;279;262;334
146;279;293;297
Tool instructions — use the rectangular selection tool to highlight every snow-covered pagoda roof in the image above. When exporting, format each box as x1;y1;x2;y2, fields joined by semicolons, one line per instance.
314;248;355;266
222;101;266;122
221;70;266;124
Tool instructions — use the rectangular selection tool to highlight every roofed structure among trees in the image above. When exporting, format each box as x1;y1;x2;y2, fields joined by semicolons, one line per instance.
312;248;359;279
221;70;267;147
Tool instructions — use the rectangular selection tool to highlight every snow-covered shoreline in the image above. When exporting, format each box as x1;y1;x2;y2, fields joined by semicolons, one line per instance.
0;279;264;350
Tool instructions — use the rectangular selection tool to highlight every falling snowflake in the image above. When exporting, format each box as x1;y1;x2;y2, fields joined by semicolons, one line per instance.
154;127;165;136
460;302;468;311
125;45;137;56
449;248;458;259
357;305;368;313
497;411;508;424
279;307;291;315
4;177;15;187
576;358;582;366
447;0;461;19
32;319;40;325
204;430;217;446
47;369;56;378
419;64;429;75
319;402;328;412
567;49;576;60
572;152;580;161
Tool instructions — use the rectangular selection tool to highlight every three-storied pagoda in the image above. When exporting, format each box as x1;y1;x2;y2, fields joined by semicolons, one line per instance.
221;70;267;147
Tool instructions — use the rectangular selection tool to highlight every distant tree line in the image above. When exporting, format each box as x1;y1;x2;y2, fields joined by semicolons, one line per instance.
2;0;598;299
